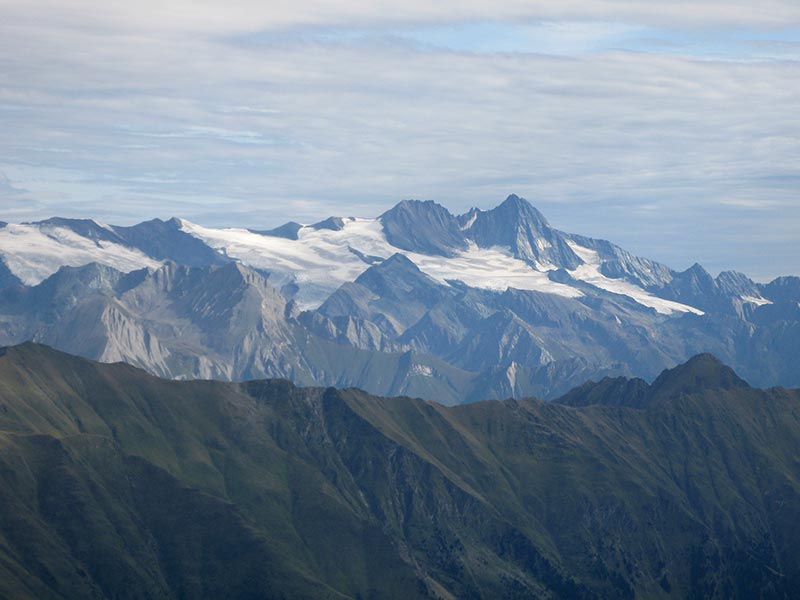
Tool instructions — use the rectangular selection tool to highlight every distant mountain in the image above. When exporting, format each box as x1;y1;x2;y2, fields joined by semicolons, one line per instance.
557;353;751;409
381;199;468;257
463;193;583;269
0;195;797;400
1;343;799;599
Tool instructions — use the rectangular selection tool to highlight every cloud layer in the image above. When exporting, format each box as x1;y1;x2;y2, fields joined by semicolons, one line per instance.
0;0;798;280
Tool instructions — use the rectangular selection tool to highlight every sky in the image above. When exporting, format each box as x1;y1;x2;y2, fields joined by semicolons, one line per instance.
0;0;798;281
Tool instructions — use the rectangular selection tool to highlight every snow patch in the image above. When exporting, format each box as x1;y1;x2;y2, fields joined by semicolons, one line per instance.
506;361;518;390
0;223;162;285
181;218;583;309
567;241;704;315
0;213;716;321
92;219;117;234
741;295;772;306
460;211;477;231
409;364;434;377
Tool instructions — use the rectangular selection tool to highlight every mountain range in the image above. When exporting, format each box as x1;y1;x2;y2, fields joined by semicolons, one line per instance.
1;343;799;599
0;195;797;403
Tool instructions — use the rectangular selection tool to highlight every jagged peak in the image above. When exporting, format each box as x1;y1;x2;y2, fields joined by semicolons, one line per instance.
380;199;467;258
464;194;582;269
684;262;713;278
498;193;531;210
716;269;751;282
493;194;549;224
715;270;759;296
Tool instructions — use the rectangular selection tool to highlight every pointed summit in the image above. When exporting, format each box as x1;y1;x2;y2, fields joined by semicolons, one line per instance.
465;195;583;270
649;353;749;400
686;262;713;280
499;193;525;206
489;194;553;231
355;253;442;303
557;354;752;408
498;193;544;217
380;199;467;257
655;262;721;312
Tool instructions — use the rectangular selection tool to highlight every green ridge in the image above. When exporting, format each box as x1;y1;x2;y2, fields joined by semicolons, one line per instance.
0;342;799;598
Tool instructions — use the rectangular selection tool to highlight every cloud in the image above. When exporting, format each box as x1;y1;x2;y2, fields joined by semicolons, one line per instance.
5;0;800;33
0;2;798;279
0;172;25;196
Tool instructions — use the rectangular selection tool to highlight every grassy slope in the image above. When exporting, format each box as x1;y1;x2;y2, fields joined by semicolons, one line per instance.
0;342;799;598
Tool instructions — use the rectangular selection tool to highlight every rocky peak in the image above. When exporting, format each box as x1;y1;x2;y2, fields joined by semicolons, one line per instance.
380;199;468;257
355;253;441;302
649;353;750;400
465;195;583;270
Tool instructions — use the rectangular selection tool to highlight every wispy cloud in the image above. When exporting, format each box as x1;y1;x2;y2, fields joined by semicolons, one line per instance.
0;1;798;279
6;0;800;32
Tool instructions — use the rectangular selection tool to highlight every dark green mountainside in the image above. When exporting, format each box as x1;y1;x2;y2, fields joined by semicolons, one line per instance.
1;343;799;599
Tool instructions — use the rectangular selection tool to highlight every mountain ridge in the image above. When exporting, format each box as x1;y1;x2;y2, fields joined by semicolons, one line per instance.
556;353;752;409
1;342;799;599
0;195;797;402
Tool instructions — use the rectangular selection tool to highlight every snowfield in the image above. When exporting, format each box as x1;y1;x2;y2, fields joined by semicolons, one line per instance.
181;218;703;313
0;215;706;316
567;241;704;315
180;218;583;309
0;222;162;285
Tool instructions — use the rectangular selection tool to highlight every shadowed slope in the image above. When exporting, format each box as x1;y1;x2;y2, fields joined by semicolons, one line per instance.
1;343;799;599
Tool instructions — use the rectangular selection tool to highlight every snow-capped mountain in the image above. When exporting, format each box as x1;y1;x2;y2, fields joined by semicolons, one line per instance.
0;195;795;402
0;195;724;312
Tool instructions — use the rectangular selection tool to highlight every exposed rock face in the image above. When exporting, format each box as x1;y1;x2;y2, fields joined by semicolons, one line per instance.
0;196;796;400
380;199;468;257
465;194;584;269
